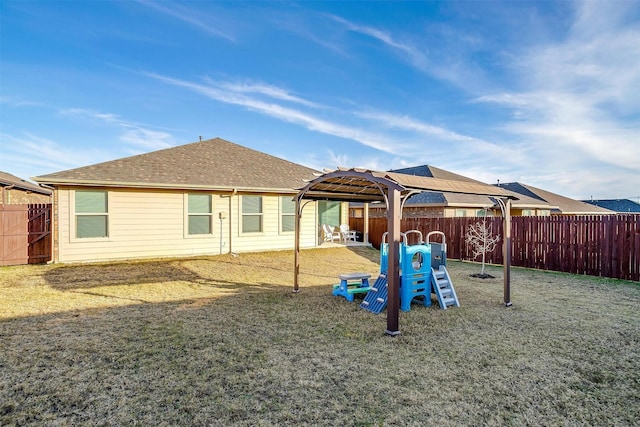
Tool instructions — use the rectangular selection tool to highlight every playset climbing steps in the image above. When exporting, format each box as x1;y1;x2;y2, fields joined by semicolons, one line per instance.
431;266;459;309
356;230;460;313
359;273;389;314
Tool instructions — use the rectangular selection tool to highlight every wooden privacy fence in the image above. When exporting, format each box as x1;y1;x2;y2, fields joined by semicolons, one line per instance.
351;214;640;281
0;203;52;266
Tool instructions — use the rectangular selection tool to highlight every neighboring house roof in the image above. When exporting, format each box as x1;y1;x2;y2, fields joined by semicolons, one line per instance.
391;165;487;184
497;182;614;214
582;199;640;213
33;138;319;192
0;171;52;195
389;165;552;210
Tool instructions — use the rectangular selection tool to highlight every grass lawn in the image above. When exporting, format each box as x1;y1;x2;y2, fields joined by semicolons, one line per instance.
1;247;638;426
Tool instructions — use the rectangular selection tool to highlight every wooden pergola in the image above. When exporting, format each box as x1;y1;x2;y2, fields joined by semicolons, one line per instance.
294;168;517;336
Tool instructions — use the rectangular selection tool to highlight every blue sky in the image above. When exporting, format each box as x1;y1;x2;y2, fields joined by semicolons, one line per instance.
1;0;639;200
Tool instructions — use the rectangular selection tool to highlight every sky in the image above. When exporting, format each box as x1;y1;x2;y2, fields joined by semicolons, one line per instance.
1;0;639;200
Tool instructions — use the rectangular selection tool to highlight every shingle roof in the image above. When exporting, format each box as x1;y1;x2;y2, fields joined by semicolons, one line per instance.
392;165;486;184
498;182;614;214
0;171;52;195
33;138;319;192
582;199;640;213
391;165;550;209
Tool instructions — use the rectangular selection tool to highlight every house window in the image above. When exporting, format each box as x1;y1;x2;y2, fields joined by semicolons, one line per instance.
188;194;213;235
522;209;533;216
455;209;467;217
318;201;341;227
476;209;492;217
242;196;263;233
280;196;295;233
75;190;108;238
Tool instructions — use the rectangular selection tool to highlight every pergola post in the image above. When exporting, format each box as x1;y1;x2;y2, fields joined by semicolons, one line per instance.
386;187;401;335
502;198;512;306
363;203;370;245
293;194;302;293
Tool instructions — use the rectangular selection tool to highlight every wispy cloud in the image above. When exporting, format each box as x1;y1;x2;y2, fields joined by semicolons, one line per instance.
356;110;486;144
59;108;175;151
144;72;410;154
470;1;640;197
207;79;322;108
0;96;47;108
1;133;112;178
145;71;526;175
325;14;494;93
328;15;429;72
137;0;235;42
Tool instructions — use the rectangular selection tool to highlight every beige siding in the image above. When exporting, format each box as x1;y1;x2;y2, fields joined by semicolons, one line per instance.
231;193;316;253
56;187;317;263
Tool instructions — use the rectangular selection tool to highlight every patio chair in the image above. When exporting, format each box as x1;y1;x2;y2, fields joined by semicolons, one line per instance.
322;224;341;242
340;224;357;242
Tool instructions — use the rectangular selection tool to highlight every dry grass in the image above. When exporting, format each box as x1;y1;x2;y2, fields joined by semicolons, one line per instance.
1;247;638;426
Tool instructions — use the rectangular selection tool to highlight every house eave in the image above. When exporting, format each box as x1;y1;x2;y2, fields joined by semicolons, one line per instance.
31;178;300;194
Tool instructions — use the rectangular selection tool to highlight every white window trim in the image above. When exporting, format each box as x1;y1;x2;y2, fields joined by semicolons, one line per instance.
240;195;263;234
184;193;214;238
70;189;111;242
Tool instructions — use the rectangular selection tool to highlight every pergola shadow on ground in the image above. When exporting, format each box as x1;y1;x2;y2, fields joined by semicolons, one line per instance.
294;168;517;335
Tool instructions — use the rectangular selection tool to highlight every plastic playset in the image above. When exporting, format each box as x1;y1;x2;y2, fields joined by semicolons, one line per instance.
333;229;459;314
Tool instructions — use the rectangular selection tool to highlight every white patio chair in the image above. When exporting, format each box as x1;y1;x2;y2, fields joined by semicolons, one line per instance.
339;224;357;242
322;224;341;242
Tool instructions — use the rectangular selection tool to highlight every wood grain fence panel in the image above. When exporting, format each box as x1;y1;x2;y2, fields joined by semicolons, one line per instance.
633;221;640;281
352;214;639;281
28;204;50;264
0;203;51;266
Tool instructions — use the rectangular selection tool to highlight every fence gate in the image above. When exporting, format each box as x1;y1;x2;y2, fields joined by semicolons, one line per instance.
0;203;52;266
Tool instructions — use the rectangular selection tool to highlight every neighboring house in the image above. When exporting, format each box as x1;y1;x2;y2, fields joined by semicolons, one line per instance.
1;171;52;204
582;199;640;214
497;182;614;215
33;138;324;263
358;165;553;218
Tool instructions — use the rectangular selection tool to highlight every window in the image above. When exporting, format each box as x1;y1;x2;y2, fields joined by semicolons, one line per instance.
455;209;467;217
242;196;263;233
318;201;341;227
280;196;295;233
188;194;213;235
522;209;533;216
75;190;108;238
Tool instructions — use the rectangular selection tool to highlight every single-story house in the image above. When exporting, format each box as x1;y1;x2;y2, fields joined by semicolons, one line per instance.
581;199;640;214
355;165;554;218
1;171;52;204
497;183;614;215
32;138;339;263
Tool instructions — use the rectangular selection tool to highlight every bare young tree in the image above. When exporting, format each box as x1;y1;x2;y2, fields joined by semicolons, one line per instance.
466;210;500;277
